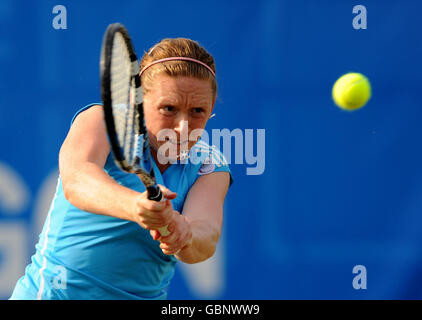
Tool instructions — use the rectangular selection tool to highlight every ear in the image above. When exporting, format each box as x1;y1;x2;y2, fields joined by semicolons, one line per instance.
211;95;216;112
208;98;216;119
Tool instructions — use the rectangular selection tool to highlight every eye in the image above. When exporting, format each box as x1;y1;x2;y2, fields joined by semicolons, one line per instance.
160;105;177;116
191;107;206;117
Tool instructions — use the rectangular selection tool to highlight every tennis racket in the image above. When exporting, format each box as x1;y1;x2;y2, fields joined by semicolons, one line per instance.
100;23;170;237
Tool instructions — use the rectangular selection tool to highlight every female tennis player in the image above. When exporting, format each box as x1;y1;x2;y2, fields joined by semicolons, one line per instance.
10;38;231;300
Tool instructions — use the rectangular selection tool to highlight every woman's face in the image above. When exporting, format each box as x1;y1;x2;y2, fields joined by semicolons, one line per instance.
143;73;215;163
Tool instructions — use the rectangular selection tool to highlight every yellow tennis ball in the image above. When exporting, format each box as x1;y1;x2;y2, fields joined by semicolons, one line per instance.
332;73;371;111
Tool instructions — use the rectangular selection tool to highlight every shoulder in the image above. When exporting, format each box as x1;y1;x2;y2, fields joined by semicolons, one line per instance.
59;103;109;169
184;140;233;186
189;140;228;169
70;103;103;127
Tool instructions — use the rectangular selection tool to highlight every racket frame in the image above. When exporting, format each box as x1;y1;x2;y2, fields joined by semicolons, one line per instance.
100;23;169;235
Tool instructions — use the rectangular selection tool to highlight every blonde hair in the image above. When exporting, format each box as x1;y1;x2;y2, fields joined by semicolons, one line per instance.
140;38;217;97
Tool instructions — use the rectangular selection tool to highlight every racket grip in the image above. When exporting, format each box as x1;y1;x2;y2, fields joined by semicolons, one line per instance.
146;185;163;202
157;226;170;237
147;185;171;237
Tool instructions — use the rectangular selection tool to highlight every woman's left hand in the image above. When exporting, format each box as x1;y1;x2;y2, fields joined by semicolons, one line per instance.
150;212;193;255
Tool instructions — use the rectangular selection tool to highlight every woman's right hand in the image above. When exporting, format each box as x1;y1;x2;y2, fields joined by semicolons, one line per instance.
132;185;177;232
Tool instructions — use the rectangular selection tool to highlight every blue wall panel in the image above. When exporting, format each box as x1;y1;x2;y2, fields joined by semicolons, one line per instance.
1;0;421;299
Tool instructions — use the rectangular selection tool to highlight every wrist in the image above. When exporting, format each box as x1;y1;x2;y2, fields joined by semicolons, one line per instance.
180;216;194;251
128;191;144;224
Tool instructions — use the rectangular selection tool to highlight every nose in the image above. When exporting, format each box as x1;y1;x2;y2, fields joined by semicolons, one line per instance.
174;116;189;138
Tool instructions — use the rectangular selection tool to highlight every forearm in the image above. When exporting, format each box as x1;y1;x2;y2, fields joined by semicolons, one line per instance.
62;161;138;222
176;218;221;264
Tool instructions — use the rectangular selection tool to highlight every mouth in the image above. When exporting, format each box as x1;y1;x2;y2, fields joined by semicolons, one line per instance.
165;138;189;146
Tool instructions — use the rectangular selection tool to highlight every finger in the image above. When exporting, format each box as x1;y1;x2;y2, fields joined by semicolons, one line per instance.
141;197;167;212
163;245;182;256
158;184;177;200
159;233;183;251
150;230;160;241
160;221;178;244
162;248;179;256
160;243;182;256
161;221;191;253
158;215;180;242
159;231;178;245
161;248;174;255
137;213;170;230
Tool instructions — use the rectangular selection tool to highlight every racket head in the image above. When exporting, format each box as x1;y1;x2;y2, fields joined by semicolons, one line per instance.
100;23;156;187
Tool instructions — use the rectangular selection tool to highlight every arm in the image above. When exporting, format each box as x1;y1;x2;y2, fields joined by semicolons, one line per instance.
59;105;174;229
158;171;230;264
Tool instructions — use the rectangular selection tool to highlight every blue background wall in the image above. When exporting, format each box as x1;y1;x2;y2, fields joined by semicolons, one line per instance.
1;0;422;299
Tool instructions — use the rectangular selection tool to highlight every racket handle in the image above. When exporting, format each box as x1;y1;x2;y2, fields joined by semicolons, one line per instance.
157;226;170;237
146;185;163;201
147;186;171;237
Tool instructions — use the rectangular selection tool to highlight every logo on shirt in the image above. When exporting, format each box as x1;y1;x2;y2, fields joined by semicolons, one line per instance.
198;163;215;175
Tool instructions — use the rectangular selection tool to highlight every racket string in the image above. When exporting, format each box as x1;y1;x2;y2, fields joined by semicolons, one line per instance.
108;29;155;181
110;33;136;166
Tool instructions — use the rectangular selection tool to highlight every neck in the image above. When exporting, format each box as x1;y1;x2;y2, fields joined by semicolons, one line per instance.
150;148;172;174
